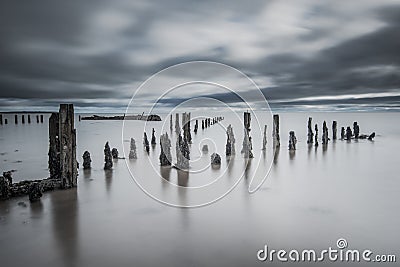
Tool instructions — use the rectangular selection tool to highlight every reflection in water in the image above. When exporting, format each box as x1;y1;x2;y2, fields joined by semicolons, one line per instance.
104;169;113;194
51;188;78;267
177;170;189;208
160;166;171;190
0;198;10;217
160;166;171;181
244;158;252;180
29;201;43;218
307;144;312;158
226;156;234;176
289;150;295;161
83;169;91;179
322;144;328;155
211;164;221;171
177;170;189;187
273;147;280;165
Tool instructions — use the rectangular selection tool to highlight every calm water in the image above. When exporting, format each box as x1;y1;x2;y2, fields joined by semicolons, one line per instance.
0;112;399;267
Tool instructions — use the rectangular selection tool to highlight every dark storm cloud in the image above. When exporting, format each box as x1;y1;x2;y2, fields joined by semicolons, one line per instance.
0;0;399;111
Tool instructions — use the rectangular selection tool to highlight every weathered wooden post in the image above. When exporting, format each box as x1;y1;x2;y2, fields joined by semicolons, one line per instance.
272;114;280;148
176;133;189;170
353;122;360;139
226;124;235;156
0;114;2;125
48;104;78;188
170;114;173;132
111;148;119;159
82;151;91;169
332;121;337;140
14;114;18;124
202;119;205;130
182;112;192;144
322;121;329;145
175;113;180;134
241;111;253;158
288;131;297;150
307;117;313;144
4;118;7;124
59;104;78;187
151;128;156;145
28;115;31;123
129;138;137;159
211;153;221;165
22;115;25;124
48;112;60;178
346;127;352;140
314;124;319;147
104;142;113;170
159;133;172;166
340;127;345;139
36;115;39;123
194;119;198;134
40;115;44;123
143;132;150;153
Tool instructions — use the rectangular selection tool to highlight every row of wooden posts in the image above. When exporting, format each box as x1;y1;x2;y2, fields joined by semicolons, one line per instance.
89;112;376;172
0;114;44;125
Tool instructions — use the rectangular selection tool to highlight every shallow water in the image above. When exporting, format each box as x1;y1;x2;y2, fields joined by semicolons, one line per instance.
0;112;399;267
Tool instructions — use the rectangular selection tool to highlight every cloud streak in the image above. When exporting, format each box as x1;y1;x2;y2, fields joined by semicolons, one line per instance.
0;0;399;111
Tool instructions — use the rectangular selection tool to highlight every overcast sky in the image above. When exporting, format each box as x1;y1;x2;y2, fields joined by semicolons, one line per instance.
0;0;399;112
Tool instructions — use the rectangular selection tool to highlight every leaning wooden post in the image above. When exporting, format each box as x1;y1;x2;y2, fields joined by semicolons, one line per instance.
314;124;319;147
36;115;39;123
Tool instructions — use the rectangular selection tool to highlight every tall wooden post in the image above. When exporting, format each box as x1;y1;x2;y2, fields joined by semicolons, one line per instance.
48;104;77;188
